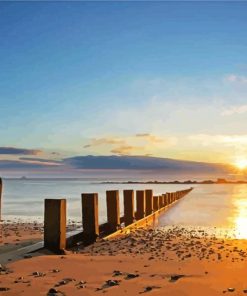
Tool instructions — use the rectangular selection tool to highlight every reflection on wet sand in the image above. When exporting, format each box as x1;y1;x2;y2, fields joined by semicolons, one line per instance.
233;191;247;239
159;184;247;239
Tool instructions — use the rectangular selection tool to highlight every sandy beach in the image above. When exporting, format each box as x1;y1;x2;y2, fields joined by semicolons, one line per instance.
0;219;82;256
1;226;247;295
0;221;43;254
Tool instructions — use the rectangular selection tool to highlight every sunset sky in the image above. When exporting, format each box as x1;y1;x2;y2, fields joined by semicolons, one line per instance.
0;1;247;174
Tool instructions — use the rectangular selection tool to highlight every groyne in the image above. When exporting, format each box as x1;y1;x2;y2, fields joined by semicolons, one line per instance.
44;187;193;252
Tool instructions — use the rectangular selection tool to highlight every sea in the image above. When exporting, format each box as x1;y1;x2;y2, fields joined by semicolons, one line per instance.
2;177;247;239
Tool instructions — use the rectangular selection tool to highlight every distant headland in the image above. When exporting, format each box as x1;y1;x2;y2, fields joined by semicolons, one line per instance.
102;178;247;185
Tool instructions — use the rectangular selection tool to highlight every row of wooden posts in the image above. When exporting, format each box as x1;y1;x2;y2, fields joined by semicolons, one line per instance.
44;187;193;252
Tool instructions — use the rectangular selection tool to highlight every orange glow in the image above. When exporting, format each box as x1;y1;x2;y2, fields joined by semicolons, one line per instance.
234;159;247;170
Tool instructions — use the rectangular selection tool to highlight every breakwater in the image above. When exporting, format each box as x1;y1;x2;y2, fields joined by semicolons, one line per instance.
44;188;193;252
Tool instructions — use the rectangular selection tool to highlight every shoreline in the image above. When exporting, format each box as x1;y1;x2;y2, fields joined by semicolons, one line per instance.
1;226;247;295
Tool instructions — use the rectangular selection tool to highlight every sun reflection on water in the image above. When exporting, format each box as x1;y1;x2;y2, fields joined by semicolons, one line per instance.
233;194;247;239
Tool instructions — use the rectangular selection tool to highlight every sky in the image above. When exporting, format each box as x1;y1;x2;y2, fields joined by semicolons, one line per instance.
0;1;247;175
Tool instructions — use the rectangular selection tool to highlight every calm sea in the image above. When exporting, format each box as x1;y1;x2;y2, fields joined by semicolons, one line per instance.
2;179;247;238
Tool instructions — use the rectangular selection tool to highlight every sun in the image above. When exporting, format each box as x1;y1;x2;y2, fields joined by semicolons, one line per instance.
234;159;247;170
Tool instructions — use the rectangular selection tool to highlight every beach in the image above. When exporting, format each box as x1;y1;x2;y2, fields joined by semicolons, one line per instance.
1;226;247;295
1;183;247;295
0;221;43;255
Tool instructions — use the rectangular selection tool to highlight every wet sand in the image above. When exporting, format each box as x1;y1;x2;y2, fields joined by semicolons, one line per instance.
0;221;43;254
1;226;247;295
0;220;81;255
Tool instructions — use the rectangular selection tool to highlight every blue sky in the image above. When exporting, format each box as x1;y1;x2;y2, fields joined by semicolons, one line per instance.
0;1;247;174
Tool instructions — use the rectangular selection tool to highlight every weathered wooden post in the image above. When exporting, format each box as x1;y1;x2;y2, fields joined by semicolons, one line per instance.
153;196;159;211
0;178;2;221
169;192;173;203
136;190;146;220
81;193;99;243
44;199;66;252
166;193;170;205
158;195;163;209
172;192;175;202
162;194;166;207
124;190;135;226
166;193;170;204
106;190;120;233
145;189;153;216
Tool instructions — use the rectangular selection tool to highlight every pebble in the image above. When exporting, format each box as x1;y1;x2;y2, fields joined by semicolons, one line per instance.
47;288;66;296
32;271;46;277
113;270;123;276
105;279;120;287
126;273;139;279
0;287;10;291
23;254;32;259
55;278;75;287
170;274;185;282
144;286;153;292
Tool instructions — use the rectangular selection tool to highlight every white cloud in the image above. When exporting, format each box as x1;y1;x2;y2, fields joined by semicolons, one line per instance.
225;74;247;84
189;134;247;147
221;104;247;116
83;133;178;156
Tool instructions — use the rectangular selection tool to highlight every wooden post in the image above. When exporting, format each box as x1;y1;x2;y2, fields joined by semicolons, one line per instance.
136;190;146;220
161;194;165;207
0;178;2;221
81;193;99;242
153;196;159;211
44;199;66;252
158;195;163;209
145;189;153;216
165;193;169;206
168;193;172;204
124;190;135;226
162;194;166;207
106;190;120;233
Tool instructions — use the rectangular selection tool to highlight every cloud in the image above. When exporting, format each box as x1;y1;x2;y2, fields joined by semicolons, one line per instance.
19;157;62;166
0;159;60;170
51;151;60;156
63;155;229;171
83;137;125;148
221;105;247;116
188;134;247;147
82;133;177;157
135;133;164;143
225;74;247;84
0;153;231;175
110;145;142;155
0;147;42;155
